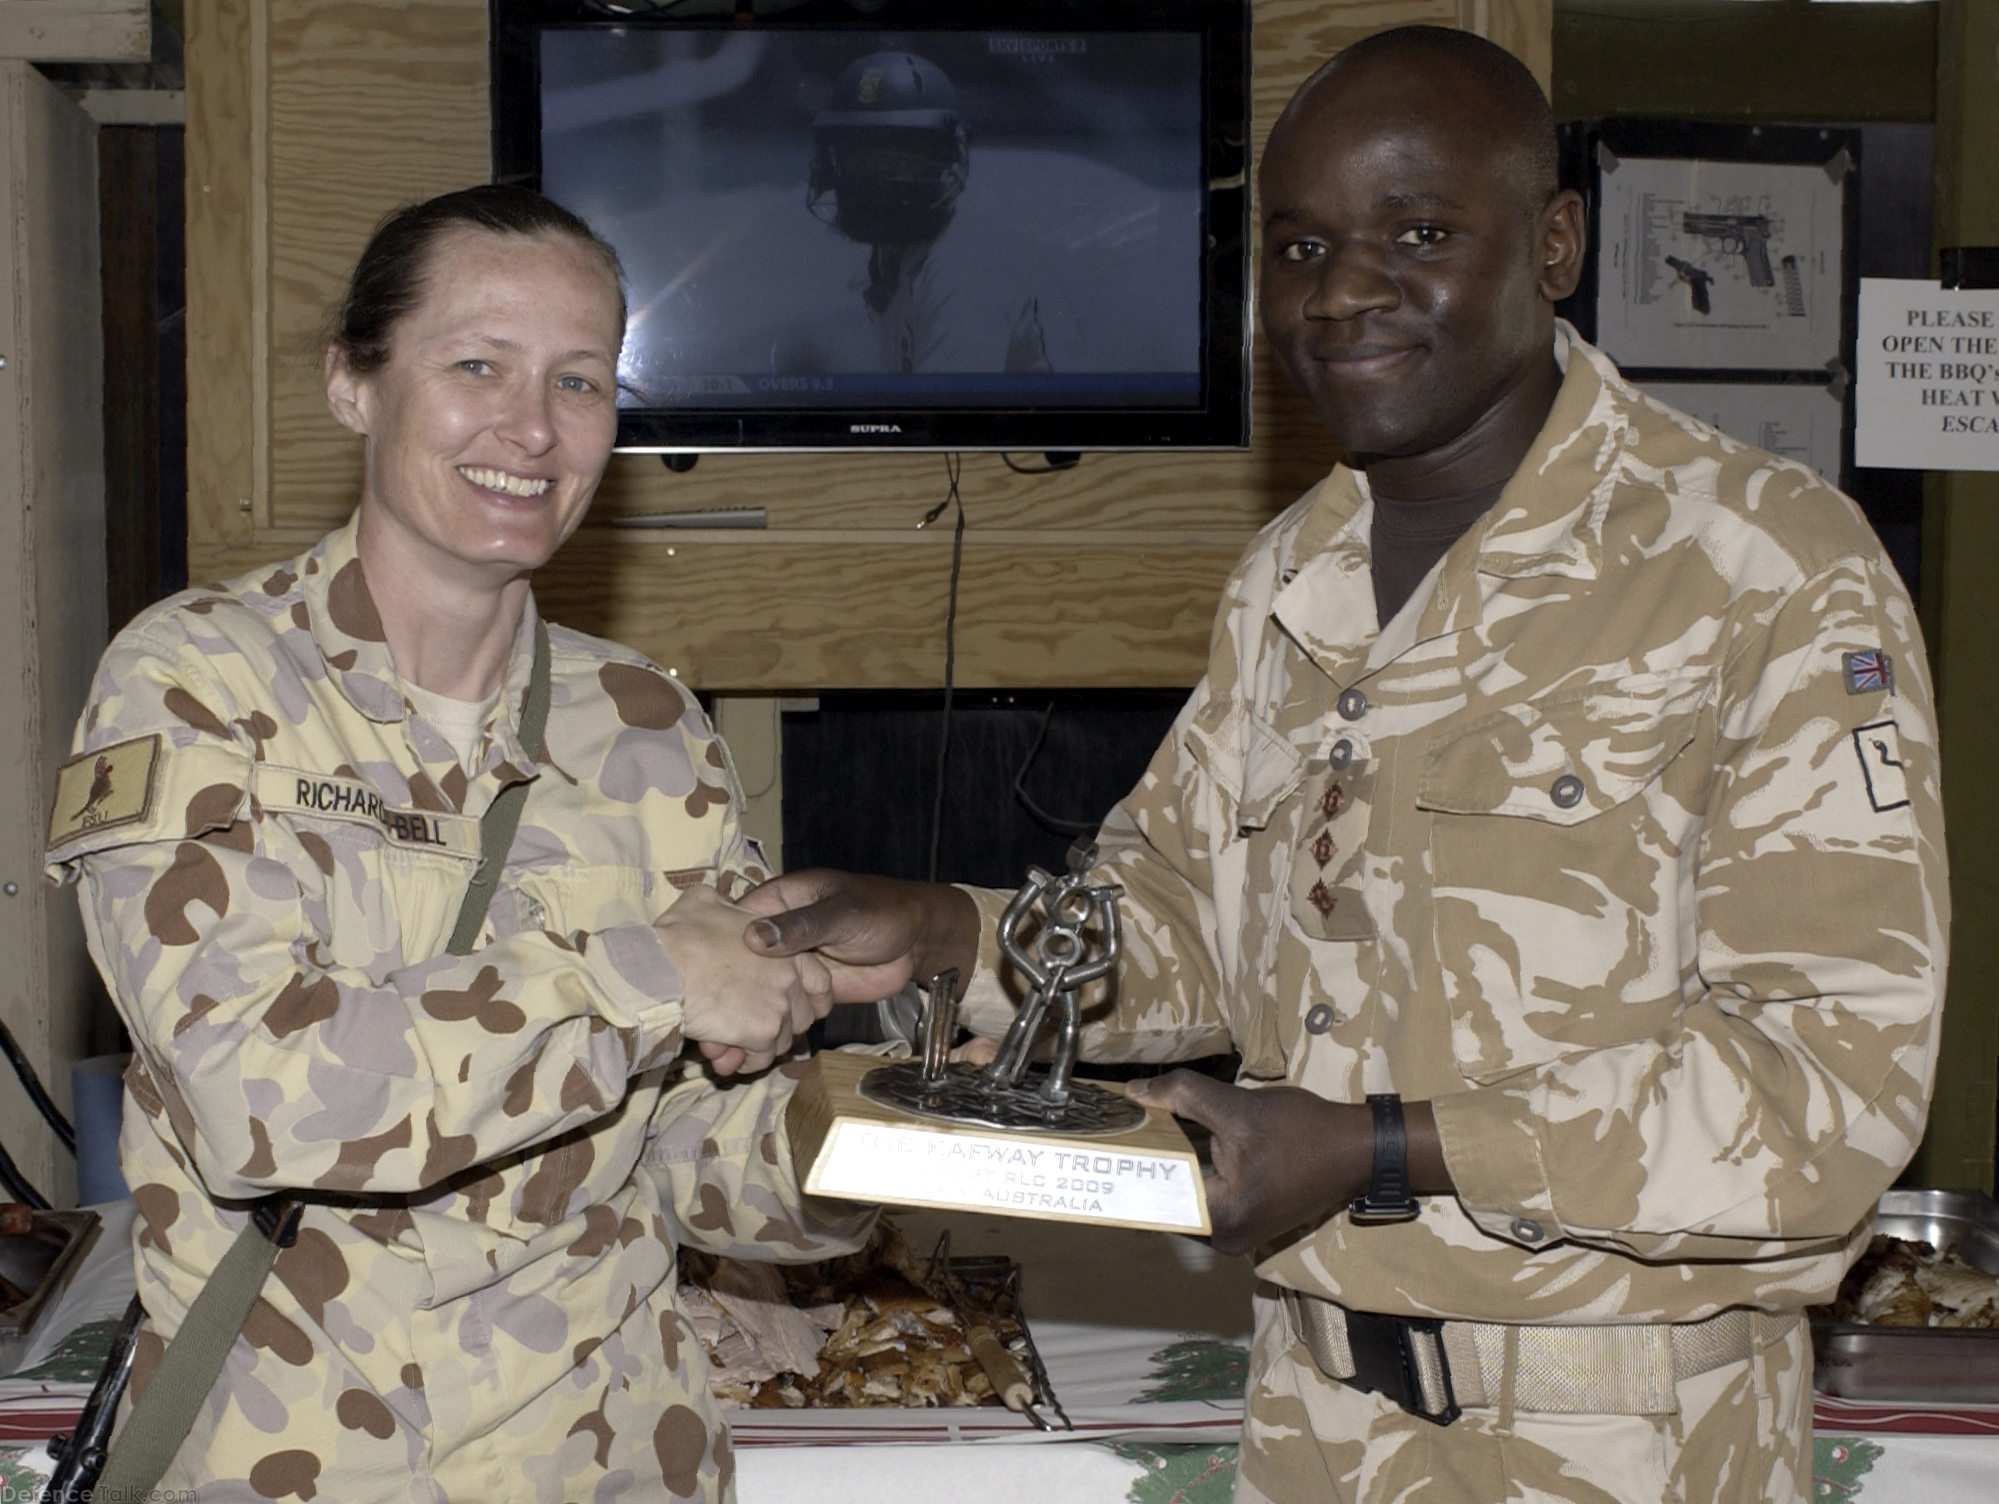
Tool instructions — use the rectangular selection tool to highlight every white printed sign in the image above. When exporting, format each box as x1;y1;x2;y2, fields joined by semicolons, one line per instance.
808;1121;1206;1232
1856;278;1999;471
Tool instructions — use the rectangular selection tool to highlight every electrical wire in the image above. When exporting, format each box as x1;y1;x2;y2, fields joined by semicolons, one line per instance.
0;1016;75;1154
1000;453;1081;475
0;1138;49;1210
919;455;966;882
1012;701;1099;836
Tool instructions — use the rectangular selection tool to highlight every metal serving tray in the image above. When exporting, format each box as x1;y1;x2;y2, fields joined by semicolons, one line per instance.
0;1208;101;1377
1811;1188;1999;1403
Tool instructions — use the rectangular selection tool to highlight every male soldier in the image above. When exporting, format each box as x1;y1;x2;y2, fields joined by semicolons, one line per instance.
743;26;1946;1503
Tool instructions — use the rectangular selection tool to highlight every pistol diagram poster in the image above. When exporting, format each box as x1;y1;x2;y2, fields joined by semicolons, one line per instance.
1596;156;1845;371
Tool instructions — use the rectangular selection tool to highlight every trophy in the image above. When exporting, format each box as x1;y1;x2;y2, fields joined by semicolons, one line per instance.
788;845;1210;1234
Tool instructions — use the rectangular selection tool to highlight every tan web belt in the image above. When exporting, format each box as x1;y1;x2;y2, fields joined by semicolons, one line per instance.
1282;1289;1800;1423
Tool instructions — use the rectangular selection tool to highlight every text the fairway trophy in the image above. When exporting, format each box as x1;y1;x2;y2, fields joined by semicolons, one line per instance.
788;846;1210;1234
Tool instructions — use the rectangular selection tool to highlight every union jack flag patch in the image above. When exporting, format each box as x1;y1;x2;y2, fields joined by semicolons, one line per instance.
1843;650;1894;696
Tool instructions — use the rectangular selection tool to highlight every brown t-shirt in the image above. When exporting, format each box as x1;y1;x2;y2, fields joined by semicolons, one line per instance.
1370;480;1507;627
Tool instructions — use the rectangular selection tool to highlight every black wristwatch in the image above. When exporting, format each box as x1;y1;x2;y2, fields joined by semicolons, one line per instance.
1348;1093;1422;1224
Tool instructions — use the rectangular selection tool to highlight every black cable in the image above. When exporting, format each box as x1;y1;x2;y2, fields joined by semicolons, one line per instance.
1000;452;1081;475
921;455;966;882
0;1016;76;1154
0;1136;49;1209
1012;702;1099;836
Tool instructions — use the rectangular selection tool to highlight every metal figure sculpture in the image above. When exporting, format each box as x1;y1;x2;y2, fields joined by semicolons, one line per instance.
858;841;1143;1136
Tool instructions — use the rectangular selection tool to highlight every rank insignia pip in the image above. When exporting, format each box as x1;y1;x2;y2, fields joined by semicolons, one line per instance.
1842;650;1894;696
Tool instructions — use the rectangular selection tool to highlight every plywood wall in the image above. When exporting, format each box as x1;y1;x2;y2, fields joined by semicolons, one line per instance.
186;0;1550;690
0;62;109;1206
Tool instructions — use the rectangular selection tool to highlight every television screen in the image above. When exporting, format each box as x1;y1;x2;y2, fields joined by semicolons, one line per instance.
493;1;1249;452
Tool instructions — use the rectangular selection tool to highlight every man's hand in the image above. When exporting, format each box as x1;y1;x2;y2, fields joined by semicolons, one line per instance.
739;870;981;1004
1130;1073;1366;1256
654;885;834;1076
1129;1073;1455;1258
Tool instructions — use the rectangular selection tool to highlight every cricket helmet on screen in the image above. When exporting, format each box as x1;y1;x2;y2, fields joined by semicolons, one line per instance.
809;52;970;245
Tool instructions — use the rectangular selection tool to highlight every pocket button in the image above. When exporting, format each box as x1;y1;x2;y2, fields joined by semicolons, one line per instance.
1304;1003;1337;1035
1549;774;1585;810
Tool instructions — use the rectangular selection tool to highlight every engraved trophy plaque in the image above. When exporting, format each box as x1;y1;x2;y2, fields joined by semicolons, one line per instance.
788;845;1210;1234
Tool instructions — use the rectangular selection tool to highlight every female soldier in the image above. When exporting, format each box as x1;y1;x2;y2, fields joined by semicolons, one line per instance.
45;185;868;1500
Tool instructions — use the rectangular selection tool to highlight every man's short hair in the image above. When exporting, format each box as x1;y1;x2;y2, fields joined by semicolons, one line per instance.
1291;25;1560;207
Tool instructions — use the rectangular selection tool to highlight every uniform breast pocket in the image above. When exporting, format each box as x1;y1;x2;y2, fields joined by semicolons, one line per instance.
1416;675;1710;1084
511;863;658;940
277;814;473;972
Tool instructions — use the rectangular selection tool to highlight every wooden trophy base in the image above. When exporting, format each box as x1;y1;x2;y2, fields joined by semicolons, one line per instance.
787;1050;1210;1235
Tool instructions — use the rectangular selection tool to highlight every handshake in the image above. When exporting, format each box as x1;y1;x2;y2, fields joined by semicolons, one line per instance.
651;872;980;1076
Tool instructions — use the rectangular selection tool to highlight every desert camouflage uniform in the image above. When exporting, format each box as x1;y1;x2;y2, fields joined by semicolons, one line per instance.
45;516;871;1501
962;328;1947;1502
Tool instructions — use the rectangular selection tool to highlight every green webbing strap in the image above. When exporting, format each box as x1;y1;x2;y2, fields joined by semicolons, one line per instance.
93;1201;297;1496
448;617;552;956
92;620;554;1494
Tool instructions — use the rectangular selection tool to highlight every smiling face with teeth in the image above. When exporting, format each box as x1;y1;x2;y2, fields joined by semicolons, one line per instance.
326;226;624;588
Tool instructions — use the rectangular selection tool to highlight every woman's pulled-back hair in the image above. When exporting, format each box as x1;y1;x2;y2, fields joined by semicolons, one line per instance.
332;183;626;374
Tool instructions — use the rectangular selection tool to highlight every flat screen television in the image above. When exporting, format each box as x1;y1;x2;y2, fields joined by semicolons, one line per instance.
490;0;1250;453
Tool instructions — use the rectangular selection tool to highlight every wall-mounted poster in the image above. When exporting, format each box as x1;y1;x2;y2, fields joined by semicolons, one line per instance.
1556;121;1861;389
1641;380;1846;485
1597;156;1846;372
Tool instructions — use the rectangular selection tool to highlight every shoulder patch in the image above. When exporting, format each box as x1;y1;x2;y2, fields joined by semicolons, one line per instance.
1852;721;1911;813
1843;650;1894;696
48;735;161;851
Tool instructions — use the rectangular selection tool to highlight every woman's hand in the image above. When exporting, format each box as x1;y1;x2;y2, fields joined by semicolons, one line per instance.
654;885;834;1075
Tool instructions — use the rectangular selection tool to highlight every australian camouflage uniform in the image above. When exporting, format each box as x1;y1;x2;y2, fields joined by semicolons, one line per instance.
45;516;872;1500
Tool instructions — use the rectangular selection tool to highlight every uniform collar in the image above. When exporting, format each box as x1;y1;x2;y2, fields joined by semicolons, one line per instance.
1472;321;1626;585
1271;322;1629;686
300;515;548;804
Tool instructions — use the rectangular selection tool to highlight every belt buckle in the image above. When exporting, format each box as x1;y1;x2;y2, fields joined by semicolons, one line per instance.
252;1195;303;1248
1342;1309;1461;1427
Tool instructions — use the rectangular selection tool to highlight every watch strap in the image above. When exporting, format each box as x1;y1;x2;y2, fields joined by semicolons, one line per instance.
1349;1093;1421;1223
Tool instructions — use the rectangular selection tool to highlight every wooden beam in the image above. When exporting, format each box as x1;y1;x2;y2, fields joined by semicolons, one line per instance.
0;0;148;63
1471;0;1553;94
184;0;260;545
80;87;185;125
190;528;1257;692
